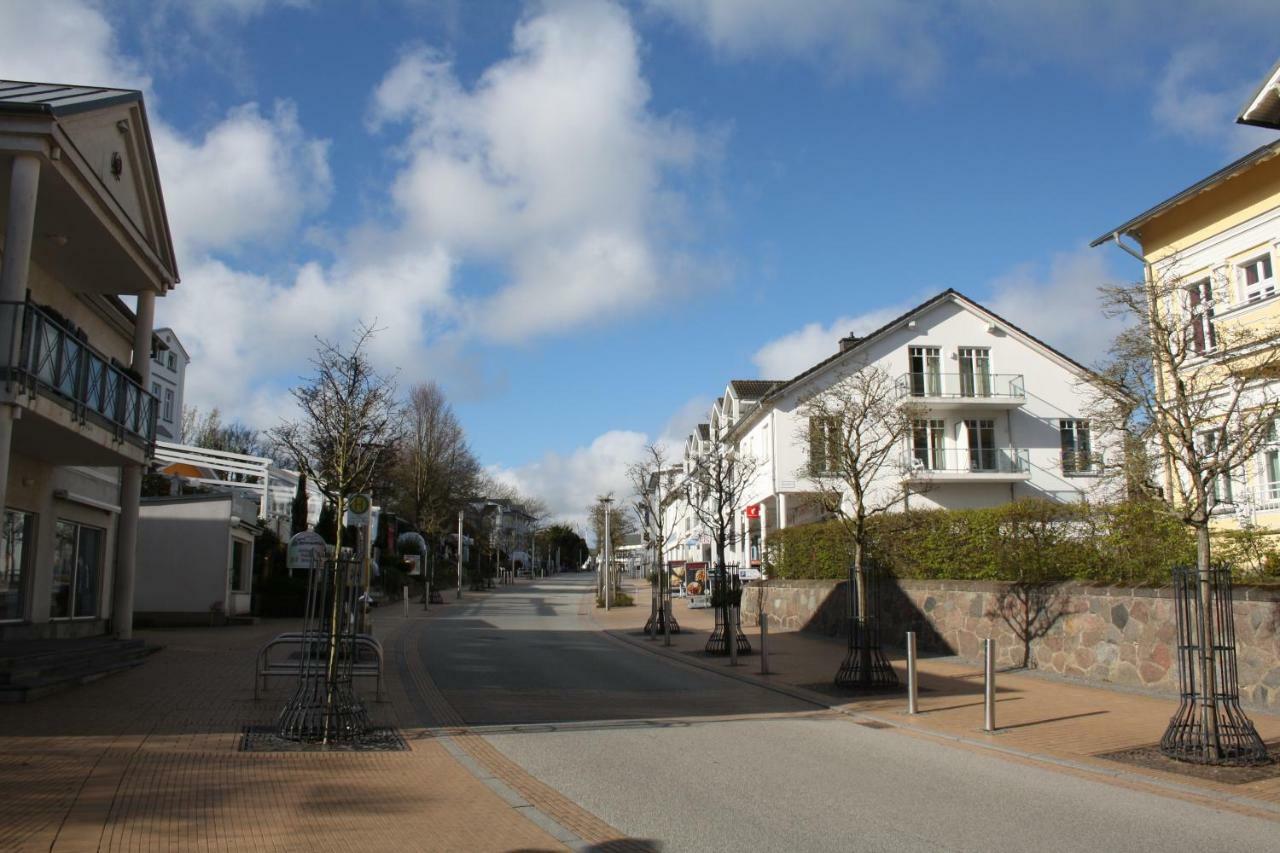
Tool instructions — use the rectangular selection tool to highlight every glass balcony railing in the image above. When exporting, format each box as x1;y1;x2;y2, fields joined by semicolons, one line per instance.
1;301;157;448
896;372;1026;401
904;447;1030;475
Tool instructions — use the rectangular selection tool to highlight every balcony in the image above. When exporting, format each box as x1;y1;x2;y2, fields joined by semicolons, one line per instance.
0;301;156;463
896;372;1026;409
902;448;1031;483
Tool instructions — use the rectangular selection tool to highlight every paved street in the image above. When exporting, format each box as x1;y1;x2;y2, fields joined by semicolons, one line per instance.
412;574;1279;852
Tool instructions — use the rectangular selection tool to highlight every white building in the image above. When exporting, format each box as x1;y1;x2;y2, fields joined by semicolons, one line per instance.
149;327;187;441
667;290;1117;571
0;81;178;641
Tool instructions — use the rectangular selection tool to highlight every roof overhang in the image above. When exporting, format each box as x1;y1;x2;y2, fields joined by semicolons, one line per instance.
1238;59;1280;130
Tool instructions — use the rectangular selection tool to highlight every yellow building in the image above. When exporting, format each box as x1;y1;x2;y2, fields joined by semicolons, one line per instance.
1092;61;1280;533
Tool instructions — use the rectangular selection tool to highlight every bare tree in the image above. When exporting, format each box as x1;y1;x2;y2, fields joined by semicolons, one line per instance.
394;382;481;538
182;405;264;458
629;444;686;635
795;364;922;687
270;326;402;561
1095;261;1279;762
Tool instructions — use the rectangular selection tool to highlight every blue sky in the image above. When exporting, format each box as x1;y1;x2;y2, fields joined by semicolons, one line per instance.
3;1;1277;523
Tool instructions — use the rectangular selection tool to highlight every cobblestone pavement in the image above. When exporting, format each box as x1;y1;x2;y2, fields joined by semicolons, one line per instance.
595;580;1280;818
0;612;570;852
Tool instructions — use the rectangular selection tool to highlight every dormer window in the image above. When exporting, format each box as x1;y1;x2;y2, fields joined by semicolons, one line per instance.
1239;253;1274;303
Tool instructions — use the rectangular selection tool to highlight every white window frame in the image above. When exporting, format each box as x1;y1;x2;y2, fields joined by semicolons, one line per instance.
1059;419;1096;476
1237;252;1275;304
1259;421;1280;507
163;388;174;422
1199;430;1234;510
1183;278;1216;355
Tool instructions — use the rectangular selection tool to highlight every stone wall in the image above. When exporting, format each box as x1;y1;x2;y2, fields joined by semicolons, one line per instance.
741;578;1280;709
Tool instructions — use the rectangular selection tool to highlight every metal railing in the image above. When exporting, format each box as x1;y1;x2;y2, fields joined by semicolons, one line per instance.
0;300;157;448
904;447;1029;475
1060;451;1102;477
897;372;1025;400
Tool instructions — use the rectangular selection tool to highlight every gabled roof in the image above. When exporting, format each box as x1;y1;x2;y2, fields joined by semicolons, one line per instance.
1090;138;1280;249
723;289;1103;442
696;423;710;441
1237;58;1280;130
155;328;191;361
0;80;142;116
729;379;780;400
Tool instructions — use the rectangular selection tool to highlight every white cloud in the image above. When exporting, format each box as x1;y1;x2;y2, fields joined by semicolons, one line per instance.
370;0;703;342
985;248;1122;367
751;302;919;379
487;429;651;530
153;101;332;257
0;0;147;88
1150;47;1275;156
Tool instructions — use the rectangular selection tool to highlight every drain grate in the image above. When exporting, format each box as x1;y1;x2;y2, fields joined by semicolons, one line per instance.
238;725;409;753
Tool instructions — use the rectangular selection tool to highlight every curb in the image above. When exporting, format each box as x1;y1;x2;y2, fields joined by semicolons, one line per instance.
592;600;1280;820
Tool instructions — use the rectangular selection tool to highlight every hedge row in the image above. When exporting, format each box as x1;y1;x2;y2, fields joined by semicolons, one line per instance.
766;499;1202;587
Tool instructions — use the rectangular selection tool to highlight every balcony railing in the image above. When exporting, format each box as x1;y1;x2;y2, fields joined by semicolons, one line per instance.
1;301;157;448
896;372;1026;401
1061;451;1102;477
904;447;1030;476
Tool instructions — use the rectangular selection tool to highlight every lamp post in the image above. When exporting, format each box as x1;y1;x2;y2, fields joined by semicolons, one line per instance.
601;496;613;611
456;510;463;600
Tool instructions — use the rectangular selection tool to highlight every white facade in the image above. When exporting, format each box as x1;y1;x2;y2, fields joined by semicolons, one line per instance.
150;328;189;442
665;291;1118;572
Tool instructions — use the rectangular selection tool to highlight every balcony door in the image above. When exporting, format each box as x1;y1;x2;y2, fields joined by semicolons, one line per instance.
908;346;941;396
49;520;104;620
912;419;945;470
958;347;992;397
964;419;996;471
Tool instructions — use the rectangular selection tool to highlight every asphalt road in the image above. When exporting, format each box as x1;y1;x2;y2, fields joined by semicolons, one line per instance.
414;574;1277;852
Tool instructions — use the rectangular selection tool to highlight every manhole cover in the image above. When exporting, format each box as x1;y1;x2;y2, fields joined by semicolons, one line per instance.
238;725;409;753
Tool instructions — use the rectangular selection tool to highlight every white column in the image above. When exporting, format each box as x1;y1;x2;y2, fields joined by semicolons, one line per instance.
113;290;156;639
778;493;788;530
0;154;41;526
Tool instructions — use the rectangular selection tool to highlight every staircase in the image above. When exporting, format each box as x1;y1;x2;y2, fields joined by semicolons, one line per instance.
0;637;158;703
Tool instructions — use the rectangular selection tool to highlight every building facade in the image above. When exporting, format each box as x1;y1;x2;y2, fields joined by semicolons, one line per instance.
150;327;187;441
0;81;178;639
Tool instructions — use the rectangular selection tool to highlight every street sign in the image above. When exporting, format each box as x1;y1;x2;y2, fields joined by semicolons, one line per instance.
739;567;762;581
745;504;760;519
403;555;422;577
344;493;372;527
287;530;327;570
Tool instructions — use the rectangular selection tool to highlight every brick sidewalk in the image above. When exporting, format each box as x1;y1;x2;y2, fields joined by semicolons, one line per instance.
0;612;566;852
594;582;1280;819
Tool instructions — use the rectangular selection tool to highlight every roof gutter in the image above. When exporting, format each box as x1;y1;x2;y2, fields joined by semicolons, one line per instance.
1098;230;1145;263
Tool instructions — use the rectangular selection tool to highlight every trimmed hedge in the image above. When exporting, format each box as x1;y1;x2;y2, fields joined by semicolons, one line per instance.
767;499;1198;587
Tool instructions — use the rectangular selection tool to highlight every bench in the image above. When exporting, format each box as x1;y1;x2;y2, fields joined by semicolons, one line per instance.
254;631;384;701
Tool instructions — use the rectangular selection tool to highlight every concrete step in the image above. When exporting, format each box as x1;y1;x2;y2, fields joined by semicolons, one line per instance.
0;638;159;701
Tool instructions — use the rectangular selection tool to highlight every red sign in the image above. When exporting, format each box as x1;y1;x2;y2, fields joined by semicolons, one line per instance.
744;504;761;519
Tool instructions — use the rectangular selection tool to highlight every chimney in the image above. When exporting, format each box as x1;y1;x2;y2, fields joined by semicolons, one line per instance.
839;334;861;353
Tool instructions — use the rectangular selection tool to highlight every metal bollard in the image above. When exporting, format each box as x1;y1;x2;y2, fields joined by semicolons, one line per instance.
906;631;918;715
403;585;409;619
663;598;671;647
983;638;996;732
759;612;770;675
728;607;738;666
424;580;430;611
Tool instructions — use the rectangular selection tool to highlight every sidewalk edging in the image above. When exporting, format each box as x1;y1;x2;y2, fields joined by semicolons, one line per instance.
591;601;1280;819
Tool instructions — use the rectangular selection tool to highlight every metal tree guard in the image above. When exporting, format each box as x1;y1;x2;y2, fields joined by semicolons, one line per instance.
644;561;681;635
834;561;898;689
1159;565;1268;766
276;555;370;744
705;568;751;655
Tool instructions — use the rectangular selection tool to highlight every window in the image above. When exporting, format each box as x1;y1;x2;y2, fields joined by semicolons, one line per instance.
808;416;842;475
908;346;942;396
1261;421;1280;504
912;419;946;470
1;509;34;622
230;541;250;592
1199;431;1233;508
163;388;174;422
167;352;177;370
964;419;996;471
49;520;103;619
761;424;771;462
1060;419;1095;475
958;347;992;397
1184;279;1216;355
151;382;161;401
1239;253;1274;303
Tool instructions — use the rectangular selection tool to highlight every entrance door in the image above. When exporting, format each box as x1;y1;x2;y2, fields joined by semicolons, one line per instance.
50;520;104;619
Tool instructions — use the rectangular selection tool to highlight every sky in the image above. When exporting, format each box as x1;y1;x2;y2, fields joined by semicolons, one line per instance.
2;0;1277;528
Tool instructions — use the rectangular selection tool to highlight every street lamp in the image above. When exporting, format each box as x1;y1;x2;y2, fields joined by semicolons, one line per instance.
600;496;614;611
456;509;464;600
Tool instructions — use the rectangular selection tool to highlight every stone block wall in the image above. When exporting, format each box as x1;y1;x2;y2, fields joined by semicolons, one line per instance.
741;578;1280;709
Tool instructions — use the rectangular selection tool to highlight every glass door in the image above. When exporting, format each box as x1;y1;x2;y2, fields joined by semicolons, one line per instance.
50;520;104;619
908;346;942;396
912;419;945;469
959;347;992;397
965;419;996;470
1;510;34;622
